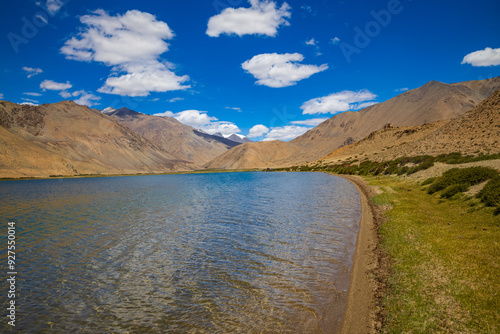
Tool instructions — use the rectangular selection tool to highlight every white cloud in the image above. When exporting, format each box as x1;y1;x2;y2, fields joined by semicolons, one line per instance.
305;38;316;46
59;91;72;98
242;53;328;88
248;124;270;137
22;98;39;104
168;97;184;103
154;111;175;117
462;47;500;67
170;110;218;128
154;109;241;136
0;93;4;100
203;121;241;136
97;64;190;96
330;37;340;45
40;80;72;91
44;0;64;15
22;67;43;78
394;87;409;92
225;107;242;112
35;14;49;24
263;125;310;141
207;0;291;37
20;102;39;106
61;10;189;97
24;92;42;96
72;90;101;107
291;118;328;126
301;90;377;115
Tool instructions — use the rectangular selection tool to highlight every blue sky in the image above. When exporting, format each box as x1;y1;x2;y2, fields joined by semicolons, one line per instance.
1;0;499;141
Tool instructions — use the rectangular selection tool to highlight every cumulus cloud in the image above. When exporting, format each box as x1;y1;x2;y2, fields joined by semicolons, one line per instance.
291;118;328;126
170;110;218;128
207;0;291;37
242;53;328;88
301;90;377;115
203;121;241;136
20;102;39;106
248;124;270;137
59;91;72;98
40;80;72;91
22;67;43;78
461;47;500;67
263;125;310;141
305;38;316;46
72;90;101;107
61;9;190;97
0;93;4;100
154;109;241;136
154;111;175;117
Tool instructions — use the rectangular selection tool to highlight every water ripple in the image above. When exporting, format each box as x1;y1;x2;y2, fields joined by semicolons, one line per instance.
0;172;360;333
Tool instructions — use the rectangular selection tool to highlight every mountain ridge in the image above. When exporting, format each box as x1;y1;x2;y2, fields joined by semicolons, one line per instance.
206;76;500;170
0;101;190;178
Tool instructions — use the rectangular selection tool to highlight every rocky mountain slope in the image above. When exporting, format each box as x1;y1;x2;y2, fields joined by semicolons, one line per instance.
106;108;241;169
206;77;500;169
0;101;189;178
321;88;500;163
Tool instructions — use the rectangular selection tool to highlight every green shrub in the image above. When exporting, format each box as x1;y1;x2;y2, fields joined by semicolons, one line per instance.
440;183;469;199
441;167;498;186
422;177;436;186
427;179;449;194
477;177;500;209
427;167;499;195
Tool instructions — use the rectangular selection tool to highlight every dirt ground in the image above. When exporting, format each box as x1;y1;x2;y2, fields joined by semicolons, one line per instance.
336;175;388;334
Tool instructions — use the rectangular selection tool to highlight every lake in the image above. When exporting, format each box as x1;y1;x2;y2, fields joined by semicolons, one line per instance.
0;172;361;333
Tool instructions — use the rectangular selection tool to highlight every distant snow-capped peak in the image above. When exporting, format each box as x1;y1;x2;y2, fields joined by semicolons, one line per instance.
101;107;115;113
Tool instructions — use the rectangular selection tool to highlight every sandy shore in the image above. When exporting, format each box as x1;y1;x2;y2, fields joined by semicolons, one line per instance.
336;175;384;334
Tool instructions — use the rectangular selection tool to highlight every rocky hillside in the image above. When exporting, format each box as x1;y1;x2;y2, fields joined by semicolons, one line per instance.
206;76;500;169
321;88;500;163
0;101;189;178
106;108;241;169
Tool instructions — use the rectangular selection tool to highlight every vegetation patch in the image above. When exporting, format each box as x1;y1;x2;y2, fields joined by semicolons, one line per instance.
368;177;500;333
423;167;500;214
274;153;500;215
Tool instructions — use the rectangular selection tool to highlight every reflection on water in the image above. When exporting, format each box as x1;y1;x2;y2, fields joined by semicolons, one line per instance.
0;172;360;333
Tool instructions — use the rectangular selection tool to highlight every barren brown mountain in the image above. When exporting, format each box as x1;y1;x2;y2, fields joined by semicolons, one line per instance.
106;108;241;169
206;77;500;170
320;88;500;164
0;101;189;178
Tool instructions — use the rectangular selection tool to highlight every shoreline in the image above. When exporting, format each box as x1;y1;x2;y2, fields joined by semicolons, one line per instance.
0;168;256;182
335;174;384;334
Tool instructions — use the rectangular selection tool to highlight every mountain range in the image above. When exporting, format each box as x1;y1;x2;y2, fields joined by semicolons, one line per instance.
320;87;500;164
206;77;500;169
104;107;243;169
1;76;499;178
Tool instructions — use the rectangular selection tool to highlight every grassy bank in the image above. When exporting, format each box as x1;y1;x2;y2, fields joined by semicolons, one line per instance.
367;176;499;333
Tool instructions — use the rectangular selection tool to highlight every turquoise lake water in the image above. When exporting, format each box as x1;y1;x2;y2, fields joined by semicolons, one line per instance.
0;172;361;333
